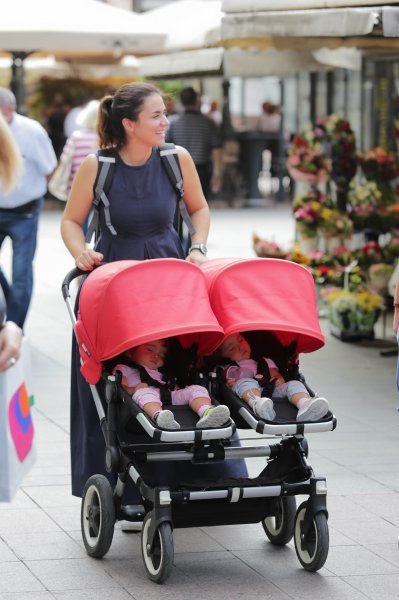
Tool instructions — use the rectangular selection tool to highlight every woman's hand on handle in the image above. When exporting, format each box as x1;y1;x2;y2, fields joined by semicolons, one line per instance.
186;249;208;266
75;249;104;271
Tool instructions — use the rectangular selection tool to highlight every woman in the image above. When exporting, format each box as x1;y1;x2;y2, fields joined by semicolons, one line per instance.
61;82;247;503
0;113;22;369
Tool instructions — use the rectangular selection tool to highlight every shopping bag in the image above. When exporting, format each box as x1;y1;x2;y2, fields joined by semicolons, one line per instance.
48;154;73;202
0;338;36;502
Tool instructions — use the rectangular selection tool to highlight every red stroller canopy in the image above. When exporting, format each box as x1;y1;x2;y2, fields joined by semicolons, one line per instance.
75;259;224;384
201;257;325;354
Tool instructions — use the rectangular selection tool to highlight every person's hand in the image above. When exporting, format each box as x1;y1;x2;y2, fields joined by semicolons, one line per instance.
75;249;104;271
273;376;285;387
225;378;235;389
0;321;22;372
186;249;208;266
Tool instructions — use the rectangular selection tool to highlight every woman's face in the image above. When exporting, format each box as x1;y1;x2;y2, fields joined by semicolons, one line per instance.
127;339;168;370
126;93;169;147
219;333;251;362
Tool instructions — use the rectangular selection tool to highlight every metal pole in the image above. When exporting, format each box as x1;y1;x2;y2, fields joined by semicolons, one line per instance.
276;78;285;202
10;52;28;115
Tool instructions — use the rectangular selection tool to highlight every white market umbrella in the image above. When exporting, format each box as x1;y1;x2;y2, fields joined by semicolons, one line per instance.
138;0;223;52
1;0;166;112
1;0;165;56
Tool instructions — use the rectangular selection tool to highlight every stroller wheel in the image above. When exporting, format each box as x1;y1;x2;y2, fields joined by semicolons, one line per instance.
141;512;174;584
81;475;115;558
262;496;296;545
294;501;329;571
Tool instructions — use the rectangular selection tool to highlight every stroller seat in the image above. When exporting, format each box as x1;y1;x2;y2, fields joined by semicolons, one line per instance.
216;382;336;435
116;381;236;442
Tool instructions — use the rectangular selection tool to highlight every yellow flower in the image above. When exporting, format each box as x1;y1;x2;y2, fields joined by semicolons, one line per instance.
355;291;384;313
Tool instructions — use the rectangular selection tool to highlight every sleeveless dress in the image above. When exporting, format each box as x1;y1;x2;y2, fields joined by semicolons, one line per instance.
70;149;248;500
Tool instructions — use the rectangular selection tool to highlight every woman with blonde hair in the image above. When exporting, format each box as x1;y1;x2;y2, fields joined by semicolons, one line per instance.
0;111;22;370
0;111;22;193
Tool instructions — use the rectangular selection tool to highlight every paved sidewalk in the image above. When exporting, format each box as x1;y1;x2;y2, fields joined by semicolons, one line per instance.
0;202;398;599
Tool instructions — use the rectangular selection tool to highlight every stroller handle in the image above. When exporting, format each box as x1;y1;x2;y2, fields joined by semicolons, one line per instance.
61;267;87;300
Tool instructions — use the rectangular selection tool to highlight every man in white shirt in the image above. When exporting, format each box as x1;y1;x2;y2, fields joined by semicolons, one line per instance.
0;87;57;328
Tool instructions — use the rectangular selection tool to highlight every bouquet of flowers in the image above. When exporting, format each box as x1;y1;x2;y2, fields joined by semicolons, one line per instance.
287;133;331;183
321;114;357;190
354;241;384;267
367;262;394;294
319;209;353;239
358;147;399;205
292;187;333;211
347;180;385;231
292;188;334;239
322;287;384;340
285;246;311;266
252;233;287;259
358;147;399;181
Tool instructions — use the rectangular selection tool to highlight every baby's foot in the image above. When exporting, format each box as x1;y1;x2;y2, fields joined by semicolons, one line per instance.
196;405;230;428
296;397;329;422
253;397;276;421
155;410;180;429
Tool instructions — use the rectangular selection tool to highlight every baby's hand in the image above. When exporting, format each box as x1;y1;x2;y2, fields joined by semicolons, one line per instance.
273;376;285;387
225;378;235;389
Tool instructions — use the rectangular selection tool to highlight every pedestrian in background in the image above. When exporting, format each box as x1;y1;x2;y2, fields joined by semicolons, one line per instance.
60;100;100;197
0;87;57;329
0;112;23;368
166;86;223;201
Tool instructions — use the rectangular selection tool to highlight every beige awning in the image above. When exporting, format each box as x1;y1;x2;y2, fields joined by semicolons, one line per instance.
221;7;380;41
222;0;399;10
138;45;361;79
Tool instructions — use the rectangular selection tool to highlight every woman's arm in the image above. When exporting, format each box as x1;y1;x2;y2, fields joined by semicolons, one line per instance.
60;154;104;270
176;146;210;265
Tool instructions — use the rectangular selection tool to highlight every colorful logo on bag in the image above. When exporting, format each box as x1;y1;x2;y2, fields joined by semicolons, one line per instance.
8;383;34;462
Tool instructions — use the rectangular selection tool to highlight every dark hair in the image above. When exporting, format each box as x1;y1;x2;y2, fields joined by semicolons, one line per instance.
97;82;161;149
180;86;198;108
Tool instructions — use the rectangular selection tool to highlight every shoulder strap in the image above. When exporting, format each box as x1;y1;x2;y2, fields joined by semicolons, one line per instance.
158;143;196;237
85;148;118;244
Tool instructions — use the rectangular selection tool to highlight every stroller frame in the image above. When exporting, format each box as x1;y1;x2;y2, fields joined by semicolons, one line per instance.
62;262;336;584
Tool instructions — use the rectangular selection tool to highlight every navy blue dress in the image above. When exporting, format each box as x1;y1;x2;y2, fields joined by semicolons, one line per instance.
70;149;248;500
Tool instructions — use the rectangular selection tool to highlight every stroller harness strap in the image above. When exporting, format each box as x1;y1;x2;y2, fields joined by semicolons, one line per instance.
85;144;195;244
125;361;174;406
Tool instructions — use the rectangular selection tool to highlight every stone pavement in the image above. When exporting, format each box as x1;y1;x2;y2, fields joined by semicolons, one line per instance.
0;201;398;599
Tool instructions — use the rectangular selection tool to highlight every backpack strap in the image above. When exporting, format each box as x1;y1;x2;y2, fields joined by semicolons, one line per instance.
158;143;196;236
85;149;117;244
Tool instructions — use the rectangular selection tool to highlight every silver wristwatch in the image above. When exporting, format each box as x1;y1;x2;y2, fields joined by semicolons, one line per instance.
189;243;208;255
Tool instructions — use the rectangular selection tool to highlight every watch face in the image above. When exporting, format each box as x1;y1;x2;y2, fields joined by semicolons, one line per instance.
190;244;207;255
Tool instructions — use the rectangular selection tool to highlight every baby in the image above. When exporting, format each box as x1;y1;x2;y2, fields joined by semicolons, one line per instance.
217;333;329;422
114;338;230;430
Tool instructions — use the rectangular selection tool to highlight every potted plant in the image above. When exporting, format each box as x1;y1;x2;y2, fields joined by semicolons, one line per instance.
321;287;384;341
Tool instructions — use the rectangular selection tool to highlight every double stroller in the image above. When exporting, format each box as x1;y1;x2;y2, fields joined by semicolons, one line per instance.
62;257;337;584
